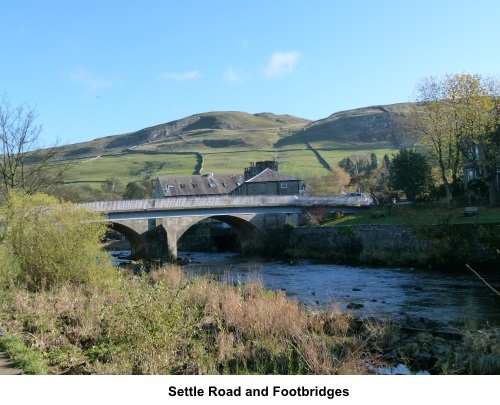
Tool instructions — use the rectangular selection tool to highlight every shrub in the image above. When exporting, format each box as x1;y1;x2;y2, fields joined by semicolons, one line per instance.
0;191;117;290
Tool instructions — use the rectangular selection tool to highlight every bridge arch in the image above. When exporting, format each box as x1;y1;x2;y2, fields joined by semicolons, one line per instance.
169;214;263;257
108;222;148;259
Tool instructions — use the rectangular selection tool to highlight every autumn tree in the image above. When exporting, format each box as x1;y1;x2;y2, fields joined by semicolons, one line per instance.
409;73;500;206
306;166;351;196
0;96;67;198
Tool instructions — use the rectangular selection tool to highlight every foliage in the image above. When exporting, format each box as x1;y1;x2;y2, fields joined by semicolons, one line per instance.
0;333;48;374
302;205;329;225
48;182;123;203
338;152;378;175
306;167;351;196
0;264;393;375
0;95;68;198
0;191;116;290
390;149;434;202
101;177;123;195
409;73;500;206
123;181;149;199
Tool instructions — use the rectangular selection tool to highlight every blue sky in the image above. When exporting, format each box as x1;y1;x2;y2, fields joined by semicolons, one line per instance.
2;0;500;145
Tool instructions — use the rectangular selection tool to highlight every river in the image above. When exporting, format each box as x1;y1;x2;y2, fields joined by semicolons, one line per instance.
111;250;500;327
178;251;500;328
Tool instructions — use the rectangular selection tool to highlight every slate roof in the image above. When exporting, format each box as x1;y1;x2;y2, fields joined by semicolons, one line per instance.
245;168;299;183
156;174;244;197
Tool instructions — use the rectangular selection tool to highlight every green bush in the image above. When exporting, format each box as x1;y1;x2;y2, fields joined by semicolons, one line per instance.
0;191;117;290
0;333;48;374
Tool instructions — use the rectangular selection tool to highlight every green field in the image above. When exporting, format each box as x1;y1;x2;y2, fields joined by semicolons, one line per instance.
52;106;411;191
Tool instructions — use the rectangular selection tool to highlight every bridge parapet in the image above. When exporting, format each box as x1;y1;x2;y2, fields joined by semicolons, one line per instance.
80;194;373;214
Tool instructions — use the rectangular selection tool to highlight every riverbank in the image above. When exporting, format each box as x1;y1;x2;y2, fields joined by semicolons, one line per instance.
2;257;499;375
283;222;500;271
179;252;500;374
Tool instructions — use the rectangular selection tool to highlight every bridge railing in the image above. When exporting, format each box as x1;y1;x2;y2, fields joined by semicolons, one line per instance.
80;194;373;213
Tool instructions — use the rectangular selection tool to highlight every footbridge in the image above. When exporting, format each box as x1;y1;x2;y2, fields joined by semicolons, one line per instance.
81;195;372;259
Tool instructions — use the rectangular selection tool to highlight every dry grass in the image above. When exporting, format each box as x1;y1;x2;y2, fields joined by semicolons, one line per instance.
0;263;405;375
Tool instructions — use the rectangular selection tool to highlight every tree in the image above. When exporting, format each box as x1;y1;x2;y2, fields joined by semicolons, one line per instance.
390;149;434;202
352;166;391;206
338;153;373;175
452;75;500;206
0;96;67;198
0;191;117;291
306;167;351;196
123;181;149;199
409;73;500;206
370;152;379;170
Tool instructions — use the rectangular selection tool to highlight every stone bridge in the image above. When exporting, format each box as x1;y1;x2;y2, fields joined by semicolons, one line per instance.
80;195;371;259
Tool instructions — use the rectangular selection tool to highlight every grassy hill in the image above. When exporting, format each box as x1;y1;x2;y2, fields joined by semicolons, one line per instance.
52;103;419;198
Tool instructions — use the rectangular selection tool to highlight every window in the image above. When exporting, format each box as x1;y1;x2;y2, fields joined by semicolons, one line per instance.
281;182;288;189
209;183;216;188
192;183;198;188
222;182;227;187
180;184;186;189
168;185;175;189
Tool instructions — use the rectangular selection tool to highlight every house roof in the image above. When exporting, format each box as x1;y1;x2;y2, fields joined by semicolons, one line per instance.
156;174;244;197
245;168;299;183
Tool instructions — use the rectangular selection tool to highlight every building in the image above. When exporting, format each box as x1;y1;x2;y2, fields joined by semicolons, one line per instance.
152;159;302;198
462;143;500;205
244;160;278;180
230;168;301;196
152;173;243;198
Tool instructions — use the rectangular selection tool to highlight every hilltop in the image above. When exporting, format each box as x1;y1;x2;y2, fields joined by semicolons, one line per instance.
52;103;419;198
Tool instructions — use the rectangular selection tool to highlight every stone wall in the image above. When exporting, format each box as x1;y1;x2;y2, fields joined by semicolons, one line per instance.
288;224;500;269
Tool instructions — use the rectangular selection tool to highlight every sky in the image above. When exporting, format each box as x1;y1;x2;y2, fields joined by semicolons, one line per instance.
2;0;500;146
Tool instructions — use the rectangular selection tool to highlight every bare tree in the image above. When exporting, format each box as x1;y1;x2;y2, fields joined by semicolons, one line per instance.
0;95;67;197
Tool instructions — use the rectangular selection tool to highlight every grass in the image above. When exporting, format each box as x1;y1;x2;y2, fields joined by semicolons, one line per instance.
50;107;407;189
2;266;497;375
0;265;395;375
0;333;48;374
323;204;500;227
63;152;199;182
60;146;369;183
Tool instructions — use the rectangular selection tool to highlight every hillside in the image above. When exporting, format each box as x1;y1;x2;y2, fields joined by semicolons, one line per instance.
54;103;419;196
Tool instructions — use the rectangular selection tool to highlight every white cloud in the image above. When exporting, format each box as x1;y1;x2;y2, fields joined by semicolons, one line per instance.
223;68;248;83
158;71;202;82
65;68;115;91
264;51;302;78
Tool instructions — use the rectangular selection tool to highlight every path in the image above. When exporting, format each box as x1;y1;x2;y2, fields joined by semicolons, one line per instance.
0;352;22;375
0;328;22;375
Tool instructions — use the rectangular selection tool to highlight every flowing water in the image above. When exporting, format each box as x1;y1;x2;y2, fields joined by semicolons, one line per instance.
178;251;500;327
111;250;500;327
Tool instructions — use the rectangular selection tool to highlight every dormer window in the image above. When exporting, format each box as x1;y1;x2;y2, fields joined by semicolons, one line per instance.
180;184;186;189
